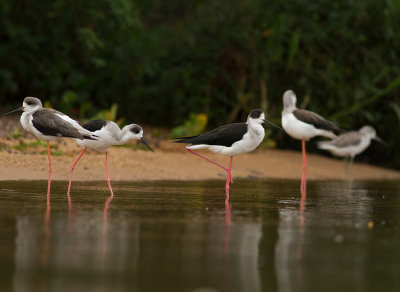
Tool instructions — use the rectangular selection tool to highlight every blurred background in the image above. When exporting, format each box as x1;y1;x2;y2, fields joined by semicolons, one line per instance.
0;0;399;169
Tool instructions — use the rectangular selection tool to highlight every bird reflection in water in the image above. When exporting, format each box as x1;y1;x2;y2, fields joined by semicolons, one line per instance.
41;193;51;269
223;197;232;292
297;189;306;287
102;194;114;266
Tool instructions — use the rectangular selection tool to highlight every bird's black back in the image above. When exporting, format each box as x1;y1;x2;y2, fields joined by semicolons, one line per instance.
82;119;108;132
32;109;87;139
293;109;341;132
174;123;248;147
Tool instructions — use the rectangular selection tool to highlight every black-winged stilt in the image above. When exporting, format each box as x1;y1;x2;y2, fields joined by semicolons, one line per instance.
173;109;281;199
317;125;385;177
67;119;153;196
281;90;342;193
2;97;97;197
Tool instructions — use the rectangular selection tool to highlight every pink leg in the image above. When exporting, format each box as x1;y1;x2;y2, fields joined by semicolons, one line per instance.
187;149;233;199
300;139;308;193
67;147;87;195
187;149;229;171
46;141;52;198
105;152;114;197
225;156;233;199
228;156;233;183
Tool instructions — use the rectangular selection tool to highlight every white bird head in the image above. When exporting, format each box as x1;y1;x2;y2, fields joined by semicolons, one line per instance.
359;125;387;146
122;124;154;152
248;109;266;124
23;97;43;113
1;96;43;117
248;109;282;129
283;90;297;109
360;125;387;145
359;125;376;139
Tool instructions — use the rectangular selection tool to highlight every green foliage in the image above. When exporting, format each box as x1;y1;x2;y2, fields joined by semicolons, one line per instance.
1;0;400;168
9;127;24;142
170;113;208;138
8;127;61;154
88;103;124;125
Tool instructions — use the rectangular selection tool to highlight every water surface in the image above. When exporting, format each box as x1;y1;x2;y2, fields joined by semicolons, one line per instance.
0;179;399;292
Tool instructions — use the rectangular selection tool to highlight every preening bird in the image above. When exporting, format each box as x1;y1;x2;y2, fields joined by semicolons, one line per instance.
281;90;342;193
67;119;153;196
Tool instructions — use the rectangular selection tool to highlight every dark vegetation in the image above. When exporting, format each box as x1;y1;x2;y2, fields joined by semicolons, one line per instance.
1;0;399;169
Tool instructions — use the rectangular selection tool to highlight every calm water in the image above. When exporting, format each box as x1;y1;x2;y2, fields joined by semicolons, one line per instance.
0;179;399;292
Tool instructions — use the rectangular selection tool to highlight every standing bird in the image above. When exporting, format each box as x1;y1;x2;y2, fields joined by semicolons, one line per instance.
317;126;385;178
173;109;281;199
67;120;153;196
281;90;342;193
1;97;97;196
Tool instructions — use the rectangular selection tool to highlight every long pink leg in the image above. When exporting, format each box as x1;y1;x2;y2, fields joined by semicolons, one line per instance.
105;152;114;197
300;139;308;193
67;147;87;195
46;141;52;198
228;156;233;183
187;149;229;171
187;149;233;199
225;156;233;198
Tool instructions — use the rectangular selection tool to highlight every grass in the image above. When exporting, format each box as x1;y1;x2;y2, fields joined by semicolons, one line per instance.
8;127;64;155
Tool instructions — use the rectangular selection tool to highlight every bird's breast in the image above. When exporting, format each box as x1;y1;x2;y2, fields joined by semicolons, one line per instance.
20;112;32;133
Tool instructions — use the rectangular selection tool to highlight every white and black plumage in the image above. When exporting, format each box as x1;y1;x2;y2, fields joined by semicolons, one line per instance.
174;109;281;199
317;125;384;160
2;97;97;197
67;119;153;196
282;90;341;140
281;90;342;194
2;97;97;141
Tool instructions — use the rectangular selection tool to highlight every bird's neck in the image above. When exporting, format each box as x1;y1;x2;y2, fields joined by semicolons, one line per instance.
116;127;132;144
282;106;296;114
20;112;32;133
247;120;265;137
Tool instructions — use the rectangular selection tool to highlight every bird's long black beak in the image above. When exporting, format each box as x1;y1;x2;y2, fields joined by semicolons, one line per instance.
140;137;154;152
263;119;282;130
1;107;23;117
374;136;388;147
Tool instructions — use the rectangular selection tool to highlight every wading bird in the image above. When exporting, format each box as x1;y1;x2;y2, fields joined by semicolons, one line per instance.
317;125;385;178
173;109;281;199
2;97;97;196
67;120;153;196
281;90;342;193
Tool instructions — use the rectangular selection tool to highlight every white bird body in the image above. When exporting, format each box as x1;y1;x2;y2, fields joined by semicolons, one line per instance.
2;96;97;197
186;116;266;156
281;90;341;193
18;97;95;141
281;111;336;141
68;119;153;196
281;90;340;141
318;126;378;159
174;109;280;199
74;120;144;151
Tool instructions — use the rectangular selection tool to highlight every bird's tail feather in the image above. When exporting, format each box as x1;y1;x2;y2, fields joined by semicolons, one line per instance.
171;135;198;143
317;140;332;149
82;134;98;140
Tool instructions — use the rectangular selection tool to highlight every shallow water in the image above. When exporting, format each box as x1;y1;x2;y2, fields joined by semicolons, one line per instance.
0;179;399;292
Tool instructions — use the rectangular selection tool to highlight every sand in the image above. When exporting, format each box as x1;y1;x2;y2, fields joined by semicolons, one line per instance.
0;137;399;182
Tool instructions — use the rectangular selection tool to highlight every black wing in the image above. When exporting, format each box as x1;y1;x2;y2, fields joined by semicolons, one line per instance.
293;109;341;132
82;119;108;132
32;109;87;139
173;123;248;147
